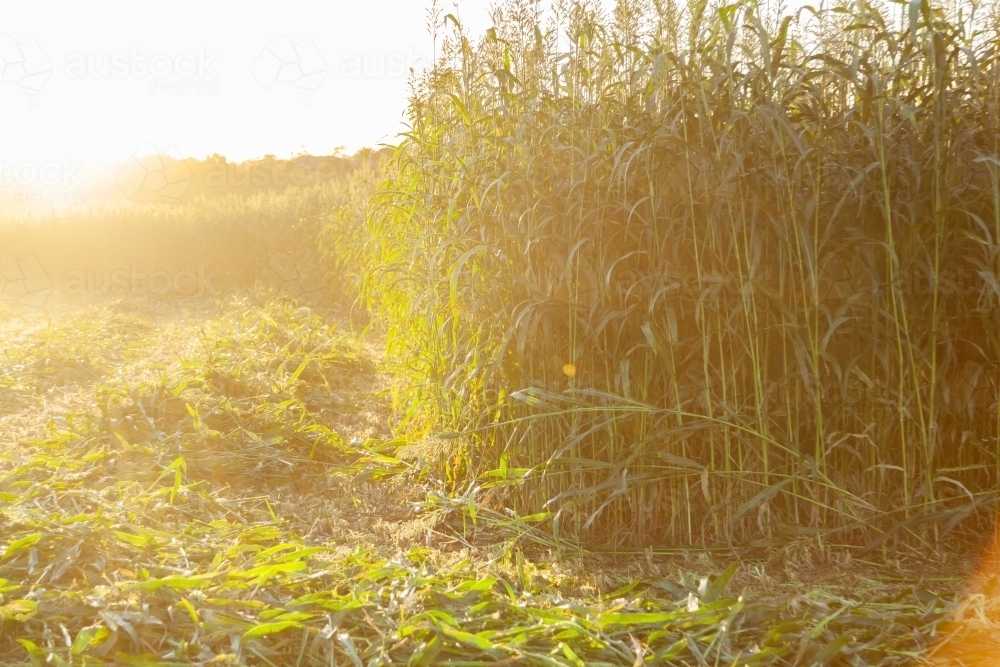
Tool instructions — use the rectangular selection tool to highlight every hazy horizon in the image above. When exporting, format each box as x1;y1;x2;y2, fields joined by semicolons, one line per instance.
1;1;511;167
1;1;636;168
0;0;826;167
0;0;817;213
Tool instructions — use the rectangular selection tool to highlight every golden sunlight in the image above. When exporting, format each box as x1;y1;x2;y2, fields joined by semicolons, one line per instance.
0;1;995;665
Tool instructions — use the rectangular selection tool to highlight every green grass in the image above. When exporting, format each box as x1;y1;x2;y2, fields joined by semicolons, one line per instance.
0;299;957;665
0;310;150;417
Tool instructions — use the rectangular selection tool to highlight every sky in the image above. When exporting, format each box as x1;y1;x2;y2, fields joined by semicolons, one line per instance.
0;0;813;175
1;1;483;166
0;1;625;168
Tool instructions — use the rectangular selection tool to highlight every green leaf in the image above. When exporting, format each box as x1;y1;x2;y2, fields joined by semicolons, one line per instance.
440;626;494;650
113;531;155;548
3;533;42;559
242;621;303;641
702;562;739;602
133;576;213;592
600;611;677;626
1;599;38;621
17;638;43;658
408;633;442;666
71;627;98;655
808;634;853;665
285;352;314;388
231;561;308;580
561;642;585;667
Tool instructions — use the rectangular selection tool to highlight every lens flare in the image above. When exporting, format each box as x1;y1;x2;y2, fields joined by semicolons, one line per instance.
927;524;1000;664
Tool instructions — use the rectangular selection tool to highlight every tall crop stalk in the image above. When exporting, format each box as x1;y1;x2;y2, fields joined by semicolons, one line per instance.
366;0;1000;548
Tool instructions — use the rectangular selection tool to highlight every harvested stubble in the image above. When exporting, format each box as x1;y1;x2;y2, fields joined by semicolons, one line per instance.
0;299;955;665
365;0;1000;549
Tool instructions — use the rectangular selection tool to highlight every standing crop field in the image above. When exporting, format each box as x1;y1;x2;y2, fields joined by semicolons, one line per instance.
366;0;1000;551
